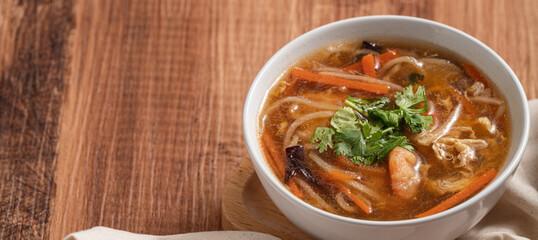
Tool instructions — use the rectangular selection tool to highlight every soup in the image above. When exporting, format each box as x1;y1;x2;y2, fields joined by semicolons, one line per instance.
258;40;510;221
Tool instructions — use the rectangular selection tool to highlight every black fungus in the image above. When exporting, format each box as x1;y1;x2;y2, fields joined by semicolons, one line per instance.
284;145;318;184
361;41;383;53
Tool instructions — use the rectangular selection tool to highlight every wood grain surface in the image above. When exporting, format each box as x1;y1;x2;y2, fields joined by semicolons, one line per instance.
0;0;536;239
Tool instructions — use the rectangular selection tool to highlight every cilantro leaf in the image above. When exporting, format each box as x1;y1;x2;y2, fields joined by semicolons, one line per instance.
345;97;390;118
395;85;428;112
404;73;425;85
395;85;433;133
334;129;367;157
311;127;335;152
370;109;403;128
330;107;360;131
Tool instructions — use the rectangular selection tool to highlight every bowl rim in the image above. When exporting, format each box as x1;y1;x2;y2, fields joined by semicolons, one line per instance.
242;15;530;226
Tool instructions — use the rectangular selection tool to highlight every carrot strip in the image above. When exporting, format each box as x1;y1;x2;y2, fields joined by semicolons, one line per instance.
291;68;389;94
261;145;283;180
377;49;398;66
361;54;377;78
333;181;372;214
416;169;497;218
447;87;478;115
289;179;304;199
262;132;285;176
325;170;361;182
462;63;489;88
342;61;363;72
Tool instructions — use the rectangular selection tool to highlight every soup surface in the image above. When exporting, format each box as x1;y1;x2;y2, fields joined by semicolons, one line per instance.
258;40;510;221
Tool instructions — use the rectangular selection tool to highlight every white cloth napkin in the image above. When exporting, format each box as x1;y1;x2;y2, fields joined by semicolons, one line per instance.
66;100;538;240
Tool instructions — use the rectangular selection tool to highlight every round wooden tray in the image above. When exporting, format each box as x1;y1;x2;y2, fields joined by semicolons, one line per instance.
221;159;314;240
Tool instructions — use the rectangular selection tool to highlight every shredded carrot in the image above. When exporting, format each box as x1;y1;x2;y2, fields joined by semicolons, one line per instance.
262;132;285;177
289;179;304;199
333;181;371;214
325;170;361;182
291;68;389;94
462;63;489;88
361;54;377;78
342;61;363;72
447;87;478;115
377;49;398;66
416;169;497;218
261;146;282;180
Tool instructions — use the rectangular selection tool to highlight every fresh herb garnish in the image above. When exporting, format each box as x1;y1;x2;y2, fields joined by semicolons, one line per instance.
404;73;425;85
311;86;432;165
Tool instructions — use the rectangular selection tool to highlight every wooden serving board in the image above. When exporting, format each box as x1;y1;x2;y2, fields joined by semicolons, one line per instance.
221;159;314;240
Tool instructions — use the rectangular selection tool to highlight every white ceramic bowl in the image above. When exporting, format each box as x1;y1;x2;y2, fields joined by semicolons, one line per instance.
243;16;529;240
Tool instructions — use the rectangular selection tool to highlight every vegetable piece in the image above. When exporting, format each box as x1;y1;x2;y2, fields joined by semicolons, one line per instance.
288;180;304;199
377;49;398;66
336;155;387;174
262;132;285;177
284;145;318;184
345;97;390;118
325;170;361;182
462;63;489;88
415;169;497;218
447;87;478;115
342;61;363;72
333;181;372;214
311;127;336;153
361;41;382;53
404;73;425;85
361;54;377;78
395;85;434;133
330;107;361;131
334;129;367;157
291;68;389;94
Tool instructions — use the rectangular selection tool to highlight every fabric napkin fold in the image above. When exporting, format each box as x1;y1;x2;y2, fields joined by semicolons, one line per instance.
65;100;538;240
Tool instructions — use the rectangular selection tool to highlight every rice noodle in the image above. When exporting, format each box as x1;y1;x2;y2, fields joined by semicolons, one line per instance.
284;111;335;147
414;104;462;146
308;151;336;172
382;63;401;82
379;56;424;76
421;57;461;72
318;71;403;91
346;179;383;201
264;96;340;116
309;152;382;201
294;178;335;212
335;192;360;213
470;96;504;105
313;64;345;73
496;104;506;119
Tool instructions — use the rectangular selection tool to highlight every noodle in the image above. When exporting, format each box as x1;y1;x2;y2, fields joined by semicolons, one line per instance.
379;56;424;76
264;96;340;116
318;71;403;91
295;178;335;212
415;104;462;145
284;111;335;147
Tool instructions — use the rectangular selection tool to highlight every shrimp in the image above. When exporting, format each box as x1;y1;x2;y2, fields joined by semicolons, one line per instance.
388;147;421;200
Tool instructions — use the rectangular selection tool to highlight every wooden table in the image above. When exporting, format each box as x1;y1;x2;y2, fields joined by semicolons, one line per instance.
0;0;536;239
